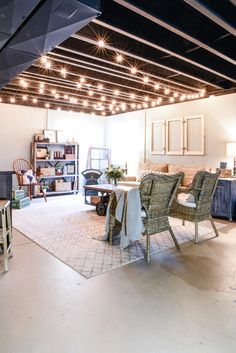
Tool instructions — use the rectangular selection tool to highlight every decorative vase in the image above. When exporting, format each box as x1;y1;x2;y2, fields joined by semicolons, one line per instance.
113;178;118;187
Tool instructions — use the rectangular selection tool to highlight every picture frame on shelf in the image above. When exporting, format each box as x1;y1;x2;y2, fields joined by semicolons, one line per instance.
67;164;75;174
57;130;68;143
44;129;57;143
36;147;48;159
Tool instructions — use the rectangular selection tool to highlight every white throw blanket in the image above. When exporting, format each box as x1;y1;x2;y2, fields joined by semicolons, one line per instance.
104;187;145;248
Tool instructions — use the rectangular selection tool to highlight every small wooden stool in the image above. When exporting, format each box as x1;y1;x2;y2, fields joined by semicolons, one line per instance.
0;200;13;271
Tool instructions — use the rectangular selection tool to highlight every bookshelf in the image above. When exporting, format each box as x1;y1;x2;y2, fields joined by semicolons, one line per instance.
31;142;79;195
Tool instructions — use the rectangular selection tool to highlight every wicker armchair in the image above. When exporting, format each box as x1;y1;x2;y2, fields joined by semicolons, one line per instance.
140;172;184;263
169;171;220;244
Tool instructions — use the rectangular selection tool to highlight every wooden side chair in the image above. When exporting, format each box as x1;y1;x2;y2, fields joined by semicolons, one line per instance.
13;158;47;202
140;172;184;263
169;171;220;243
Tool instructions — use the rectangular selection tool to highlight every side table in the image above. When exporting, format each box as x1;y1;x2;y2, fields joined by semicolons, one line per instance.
211;178;236;221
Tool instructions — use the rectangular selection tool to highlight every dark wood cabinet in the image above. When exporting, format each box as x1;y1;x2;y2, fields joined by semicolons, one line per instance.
212;178;236;221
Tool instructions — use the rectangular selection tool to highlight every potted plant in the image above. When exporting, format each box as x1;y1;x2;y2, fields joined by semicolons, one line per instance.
105;165;124;186
55;162;63;175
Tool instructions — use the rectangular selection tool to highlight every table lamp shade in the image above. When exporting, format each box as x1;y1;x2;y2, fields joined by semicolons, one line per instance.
226;142;236;157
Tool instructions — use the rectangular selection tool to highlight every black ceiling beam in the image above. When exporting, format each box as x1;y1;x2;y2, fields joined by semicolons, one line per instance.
183;0;236;36
96;1;236;85
114;0;236;65
92;20;234;90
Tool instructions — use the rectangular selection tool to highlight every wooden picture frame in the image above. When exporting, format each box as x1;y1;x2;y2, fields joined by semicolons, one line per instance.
44;129;57;143
151;120;166;155
67;164;75;174
183;115;205;155
56;130;68;143
166;118;183;155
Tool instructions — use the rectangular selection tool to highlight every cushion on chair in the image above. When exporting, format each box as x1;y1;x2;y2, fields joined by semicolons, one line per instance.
177;193;196;208
22;170;37;184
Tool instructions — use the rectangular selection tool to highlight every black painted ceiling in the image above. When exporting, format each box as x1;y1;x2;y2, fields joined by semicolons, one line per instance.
0;0;235;116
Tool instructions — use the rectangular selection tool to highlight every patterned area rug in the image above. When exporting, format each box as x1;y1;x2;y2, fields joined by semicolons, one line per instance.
13;195;224;279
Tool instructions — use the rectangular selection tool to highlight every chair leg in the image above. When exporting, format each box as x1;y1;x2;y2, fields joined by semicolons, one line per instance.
146;235;151;263
182;219;185;226
209;216;219;238
194;221;199;244
42;189;47;202
169;228;180;250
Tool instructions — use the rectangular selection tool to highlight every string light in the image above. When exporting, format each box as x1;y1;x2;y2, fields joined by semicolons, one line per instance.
116;54;124;63
130;93;135;99
41;56;47;64
77;82;81;89
130;66;137;74
45;61;51;69
165;88;170;95
57;107;61;111
80;76;86;83
64;94;68;99
131;103;136;109
173;92;179;98
98;83;103;90
51;89;56;95
101;96;106;101
154;83;160;90
39;88;44;94
144;96;149;101
45;103;50;108
97;39;105;48
10;97;15;103
143;76;149;83
22;95;27;101
20;79;28;88
114;89;119;96
83;100;88;107
32;98;37;103
60;68;67;77
112;99;116;105
88;90;94;96
55;93;59;99
137;104;141;109
40;83;44;88
151;101;156;107
0;97;2;103
169;97;175;103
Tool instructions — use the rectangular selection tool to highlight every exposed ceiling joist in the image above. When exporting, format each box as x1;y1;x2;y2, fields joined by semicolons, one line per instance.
183;0;236;36
113;0;236;66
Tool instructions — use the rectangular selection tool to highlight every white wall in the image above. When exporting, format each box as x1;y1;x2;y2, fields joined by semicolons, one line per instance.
106;110;145;175
106;93;236;171
1;92;236;180
0;103;106;187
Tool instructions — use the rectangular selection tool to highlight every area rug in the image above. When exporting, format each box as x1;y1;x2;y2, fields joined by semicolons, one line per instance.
13;195;224;279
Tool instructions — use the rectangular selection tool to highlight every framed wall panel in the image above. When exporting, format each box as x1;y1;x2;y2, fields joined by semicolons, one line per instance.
183;115;205;155
151;120;165;155
166;118;183;155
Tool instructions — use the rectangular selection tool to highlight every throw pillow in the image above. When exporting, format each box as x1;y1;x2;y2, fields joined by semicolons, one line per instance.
22;169;37;184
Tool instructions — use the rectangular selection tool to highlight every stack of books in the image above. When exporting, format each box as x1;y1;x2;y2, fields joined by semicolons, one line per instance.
12;190;30;209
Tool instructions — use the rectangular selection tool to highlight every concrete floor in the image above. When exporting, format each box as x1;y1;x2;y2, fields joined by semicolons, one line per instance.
0;222;236;353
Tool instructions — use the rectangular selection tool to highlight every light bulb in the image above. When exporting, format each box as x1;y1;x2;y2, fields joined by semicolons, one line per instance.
154;83;160;90
97;39;105;47
130;67;137;74
98;84;103;90
116;54;123;63
143;76;149;83
165;88;170;94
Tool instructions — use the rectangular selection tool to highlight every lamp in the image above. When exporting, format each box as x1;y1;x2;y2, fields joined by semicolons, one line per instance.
226;142;236;176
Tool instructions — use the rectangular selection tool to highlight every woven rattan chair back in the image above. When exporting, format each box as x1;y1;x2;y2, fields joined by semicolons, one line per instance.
139;172;184;262
170;171;220;243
